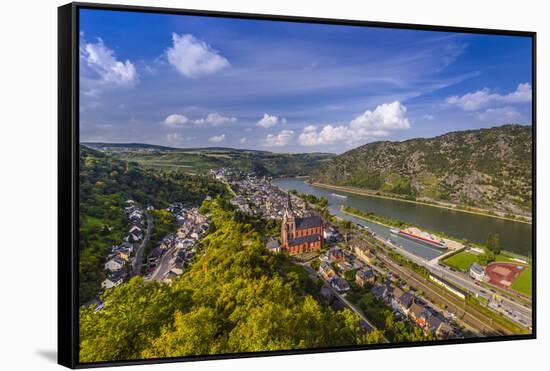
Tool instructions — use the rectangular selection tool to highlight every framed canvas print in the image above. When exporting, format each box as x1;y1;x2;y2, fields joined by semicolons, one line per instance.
58;2;536;368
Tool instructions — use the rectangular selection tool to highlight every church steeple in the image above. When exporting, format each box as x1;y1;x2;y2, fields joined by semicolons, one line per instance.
281;192;296;247
286;192;293;212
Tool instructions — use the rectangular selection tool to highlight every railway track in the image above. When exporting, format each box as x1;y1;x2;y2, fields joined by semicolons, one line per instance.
376;252;513;336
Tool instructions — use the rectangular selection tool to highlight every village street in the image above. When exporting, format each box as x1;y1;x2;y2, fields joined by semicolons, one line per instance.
149;246;174;281
132;214;153;276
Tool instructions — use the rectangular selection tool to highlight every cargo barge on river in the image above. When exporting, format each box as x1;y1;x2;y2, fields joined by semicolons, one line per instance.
390;227;447;249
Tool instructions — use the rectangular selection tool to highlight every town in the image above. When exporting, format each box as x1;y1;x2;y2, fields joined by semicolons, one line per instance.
95;166;530;341
210;168;463;340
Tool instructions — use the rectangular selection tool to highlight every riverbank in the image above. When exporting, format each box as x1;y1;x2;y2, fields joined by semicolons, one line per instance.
311;182;532;225
341;205;463;251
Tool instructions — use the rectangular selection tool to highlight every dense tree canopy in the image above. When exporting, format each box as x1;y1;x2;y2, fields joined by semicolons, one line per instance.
80;199;384;362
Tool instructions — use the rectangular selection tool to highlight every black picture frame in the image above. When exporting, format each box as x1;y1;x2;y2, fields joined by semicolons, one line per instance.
58;2;537;369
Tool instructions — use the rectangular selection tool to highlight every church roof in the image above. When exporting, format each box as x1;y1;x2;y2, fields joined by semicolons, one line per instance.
288;234;321;246
295;215;323;230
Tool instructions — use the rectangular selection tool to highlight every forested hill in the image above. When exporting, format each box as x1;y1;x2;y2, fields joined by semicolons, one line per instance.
79;199;386;362
311;124;532;215
80;146;228;207
78;146;228;304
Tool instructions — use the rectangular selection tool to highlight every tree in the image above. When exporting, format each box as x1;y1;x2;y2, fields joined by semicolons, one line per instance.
79;277;190;362
80;199;388;363
143;307;222;358
344;270;356;281
486;233;501;254
310;260;321;272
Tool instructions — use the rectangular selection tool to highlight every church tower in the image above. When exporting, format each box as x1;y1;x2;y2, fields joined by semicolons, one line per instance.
281;193;296;247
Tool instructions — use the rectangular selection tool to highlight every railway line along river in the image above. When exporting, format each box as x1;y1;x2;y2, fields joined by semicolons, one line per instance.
273;177;532;259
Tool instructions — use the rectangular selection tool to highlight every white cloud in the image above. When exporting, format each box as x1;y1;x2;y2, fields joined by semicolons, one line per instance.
208;134;226;143
80;38;137;95
446;83;532;111
167;33;230;78
263;130;294;147
475;107;524;123
239;137;247;144
298;125;350;146
194;113;237;126
423;114;435;121
164;114;190;126
298;101;410;146
350;101;411;131
164;113;236;127
257;113;287;128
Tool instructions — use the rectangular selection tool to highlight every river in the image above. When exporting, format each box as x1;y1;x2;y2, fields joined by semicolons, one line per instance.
273;178;532;259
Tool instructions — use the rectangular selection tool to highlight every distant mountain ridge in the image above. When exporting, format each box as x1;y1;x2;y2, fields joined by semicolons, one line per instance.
84;142;336;178
82;142;333;156
311;124;532;216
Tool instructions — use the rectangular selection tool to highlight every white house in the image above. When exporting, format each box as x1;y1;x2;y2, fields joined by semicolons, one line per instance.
469;263;486;281
105;257;125;272
101;275;124;289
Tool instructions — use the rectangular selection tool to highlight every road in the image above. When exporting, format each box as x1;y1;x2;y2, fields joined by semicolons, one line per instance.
300;263;388;342
150;246;175;281
131;214;153;276
149;223;194;282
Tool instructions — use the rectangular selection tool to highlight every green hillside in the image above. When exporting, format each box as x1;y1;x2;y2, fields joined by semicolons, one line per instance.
79;199;385;362
83;143;335;177
311;124;532;216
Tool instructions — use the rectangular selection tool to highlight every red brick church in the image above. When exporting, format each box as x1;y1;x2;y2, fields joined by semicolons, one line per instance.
281;194;323;255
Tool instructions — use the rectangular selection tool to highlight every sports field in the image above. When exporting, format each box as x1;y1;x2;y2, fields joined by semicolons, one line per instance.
486;262;533;298
442;251;479;272
510;266;532;296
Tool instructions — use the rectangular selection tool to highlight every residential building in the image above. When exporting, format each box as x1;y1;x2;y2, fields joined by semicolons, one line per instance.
397;291;414;315
356;268;376;287
371;282;390;300
409;302;427;328
266;239;281;253
328;247;344;263
101;270;127;289
319;261;335;280
104;256;125;272
147;247;163;267
330;277;350;293
351;239;375;264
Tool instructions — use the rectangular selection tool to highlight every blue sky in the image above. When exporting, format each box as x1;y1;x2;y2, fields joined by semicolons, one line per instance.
79;9;533;154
